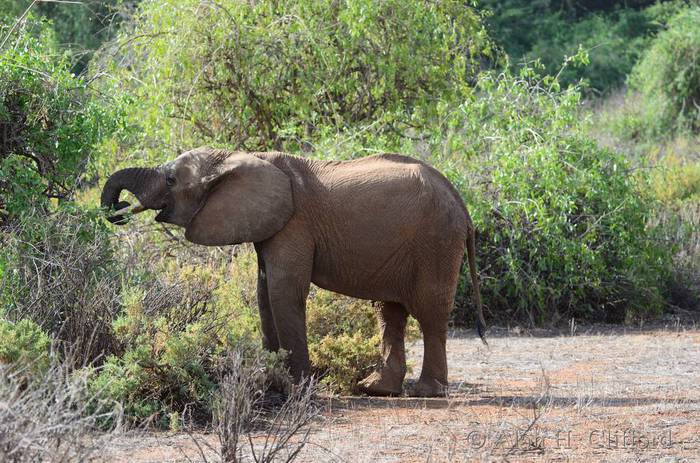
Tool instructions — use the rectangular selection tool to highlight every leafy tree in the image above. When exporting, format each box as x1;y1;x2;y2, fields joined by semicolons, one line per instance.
437;60;671;324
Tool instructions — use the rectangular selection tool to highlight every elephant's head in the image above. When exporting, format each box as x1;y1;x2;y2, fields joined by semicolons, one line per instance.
101;147;294;245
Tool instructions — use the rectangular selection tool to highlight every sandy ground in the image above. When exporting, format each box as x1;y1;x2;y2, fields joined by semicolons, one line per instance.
107;322;700;462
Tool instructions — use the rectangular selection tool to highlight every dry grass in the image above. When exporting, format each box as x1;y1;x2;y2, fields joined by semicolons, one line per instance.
1;211;122;367
0;353;123;463
209;349;319;463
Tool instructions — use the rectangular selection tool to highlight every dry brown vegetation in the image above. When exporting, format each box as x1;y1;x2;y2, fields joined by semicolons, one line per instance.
106;322;700;462
0;355;123;463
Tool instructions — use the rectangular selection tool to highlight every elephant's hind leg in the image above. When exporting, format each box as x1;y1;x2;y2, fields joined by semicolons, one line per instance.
358;301;408;396
407;244;462;397
409;300;450;397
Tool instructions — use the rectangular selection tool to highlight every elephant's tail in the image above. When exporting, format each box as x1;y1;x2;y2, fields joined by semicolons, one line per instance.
466;225;487;345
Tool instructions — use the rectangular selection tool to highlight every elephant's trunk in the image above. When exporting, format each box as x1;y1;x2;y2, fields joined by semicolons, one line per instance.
101;167;164;224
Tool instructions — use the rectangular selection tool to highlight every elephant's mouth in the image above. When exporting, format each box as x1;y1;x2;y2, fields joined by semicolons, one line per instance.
154;205;172;223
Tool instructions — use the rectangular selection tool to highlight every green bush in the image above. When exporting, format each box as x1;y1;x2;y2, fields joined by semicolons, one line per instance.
631;6;700;133
89;334;225;427
0;319;51;376
306;289;420;393
309;331;380;395
306;290;379;393
97;0;491;159
439;63;671;325
89;259;263;426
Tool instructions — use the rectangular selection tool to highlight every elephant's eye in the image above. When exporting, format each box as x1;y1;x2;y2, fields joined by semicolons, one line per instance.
166;176;176;187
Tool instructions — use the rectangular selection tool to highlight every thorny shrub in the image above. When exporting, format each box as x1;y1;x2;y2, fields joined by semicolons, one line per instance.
96;0;492;157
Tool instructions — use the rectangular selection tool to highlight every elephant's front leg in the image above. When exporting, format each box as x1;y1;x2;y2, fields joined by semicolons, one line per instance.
258;237;314;381
255;244;279;352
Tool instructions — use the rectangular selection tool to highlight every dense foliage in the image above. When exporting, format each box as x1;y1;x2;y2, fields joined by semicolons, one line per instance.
443;64;670;324
479;0;687;93
100;0;492;156
631;5;700;133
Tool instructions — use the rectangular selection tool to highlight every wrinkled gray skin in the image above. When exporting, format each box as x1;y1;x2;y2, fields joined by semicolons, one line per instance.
102;148;485;397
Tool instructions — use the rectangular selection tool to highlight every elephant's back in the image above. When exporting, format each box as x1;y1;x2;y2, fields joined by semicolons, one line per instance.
322;153;470;234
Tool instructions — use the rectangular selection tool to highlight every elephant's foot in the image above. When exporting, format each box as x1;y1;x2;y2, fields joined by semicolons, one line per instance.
357;371;403;396
408;378;448;397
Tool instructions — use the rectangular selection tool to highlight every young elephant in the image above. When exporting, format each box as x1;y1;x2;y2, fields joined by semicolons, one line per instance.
102;148;486;397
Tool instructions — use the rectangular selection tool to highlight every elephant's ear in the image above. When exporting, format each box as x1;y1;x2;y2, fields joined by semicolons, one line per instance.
185;154;294;246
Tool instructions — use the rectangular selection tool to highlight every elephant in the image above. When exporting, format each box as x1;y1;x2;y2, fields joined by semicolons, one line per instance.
101;147;486;397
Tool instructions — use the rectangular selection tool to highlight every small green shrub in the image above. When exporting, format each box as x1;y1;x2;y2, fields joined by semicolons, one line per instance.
89;258;262;426
306;289;420;393
306;290;379;393
0;319;51;376
309;331;379;395
306;290;378;342
89;329;228;427
631;6;700;134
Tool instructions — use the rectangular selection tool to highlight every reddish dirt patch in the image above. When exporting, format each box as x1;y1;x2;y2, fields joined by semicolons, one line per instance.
107;324;700;462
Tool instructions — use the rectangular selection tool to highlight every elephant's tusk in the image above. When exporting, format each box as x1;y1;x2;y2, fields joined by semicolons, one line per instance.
113;204;146;216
